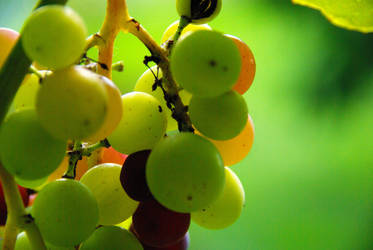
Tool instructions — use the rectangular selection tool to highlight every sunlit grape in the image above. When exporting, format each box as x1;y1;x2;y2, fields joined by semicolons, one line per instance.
86;77;123;142
134;67;191;131
170;30;241;97
80;163;139;225
36;66;108;141
146;133;225;213
192;167;245;229
22;5;87;69
32;179;99;247
108;92;167;155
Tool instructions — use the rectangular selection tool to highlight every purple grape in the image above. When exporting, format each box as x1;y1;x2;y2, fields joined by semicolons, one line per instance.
120;150;152;201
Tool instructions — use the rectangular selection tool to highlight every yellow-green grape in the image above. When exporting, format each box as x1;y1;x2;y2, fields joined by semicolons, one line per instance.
36;66;108;141
12;73;40;111
160;20;211;44
206;115;254;166
189;90;248;140
117;217;132;230
134;67;191;131
80;226;143;250
192;167;245;229
15;176;47;189
0;28;19;68
32;179;99;247
108;92;167;155
22;5;87;70
80;163;139;225
86;77;123;142
15;232;75;250
170;30;241;97
0;109;66;180
176;0;222;24
146;133;225;213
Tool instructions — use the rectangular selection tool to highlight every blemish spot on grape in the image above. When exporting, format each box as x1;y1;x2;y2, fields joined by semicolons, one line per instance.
158;105;163;113
209;60;217;67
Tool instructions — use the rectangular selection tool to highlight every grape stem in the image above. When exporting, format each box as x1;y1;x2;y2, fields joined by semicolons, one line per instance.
122;18;194;132
0;163;46;250
165;16;191;52
63;139;110;179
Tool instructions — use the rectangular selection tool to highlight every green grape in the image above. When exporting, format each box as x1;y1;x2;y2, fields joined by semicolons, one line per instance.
32;179;99;247
80;163;139;225
12;73;42;111
189;90;248;140
36;66;108;141
0;109;66;180
160;20;211;44
170;30;241;97
80;226;143;250
15;232;75;250
15;176;47;189
134;67;191;131
192;167;245;229
176;0;222;24
108;92;167;155
0;27;19;68
146;133;225;213
22;5;87;70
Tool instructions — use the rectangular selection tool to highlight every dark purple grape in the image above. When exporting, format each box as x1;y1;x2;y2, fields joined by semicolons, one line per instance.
120;150;152;201
132;199;190;247
142;233;190;250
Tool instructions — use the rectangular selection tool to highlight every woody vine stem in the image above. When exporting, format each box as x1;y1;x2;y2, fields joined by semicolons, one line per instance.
0;0;193;249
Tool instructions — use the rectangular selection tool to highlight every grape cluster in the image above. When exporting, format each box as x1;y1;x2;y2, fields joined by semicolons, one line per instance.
0;0;256;249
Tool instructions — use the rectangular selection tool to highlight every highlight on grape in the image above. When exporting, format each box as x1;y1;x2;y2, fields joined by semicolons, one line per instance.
0;0;256;249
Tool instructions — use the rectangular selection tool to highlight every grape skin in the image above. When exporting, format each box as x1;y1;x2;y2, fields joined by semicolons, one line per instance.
80;163;139;225
170;30;241;98
22;5;87;70
80;226;143;250
146;133;225;213
0;28;19;68
36;66;108;141
226;35;256;95
134;67;191;131
32;179;99;247
176;0;222;24
191;167;245;229
189;90;248;140
160;20;211;44
108;92;167;155
0;109;66;180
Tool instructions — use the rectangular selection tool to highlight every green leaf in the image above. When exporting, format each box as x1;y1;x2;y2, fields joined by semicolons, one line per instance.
293;0;373;33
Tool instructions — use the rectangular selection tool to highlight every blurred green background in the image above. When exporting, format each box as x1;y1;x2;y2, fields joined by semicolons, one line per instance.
1;0;372;249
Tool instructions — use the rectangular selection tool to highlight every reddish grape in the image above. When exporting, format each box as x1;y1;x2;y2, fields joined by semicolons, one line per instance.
132;199;190;248
120;150;152;202
0;182;29;225
142;233;190;250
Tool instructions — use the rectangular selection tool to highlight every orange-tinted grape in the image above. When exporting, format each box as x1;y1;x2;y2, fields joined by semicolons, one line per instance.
226;35;256;95
0;28;19;68
86;77;123;143
204;115;254;166
99;147;127;165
